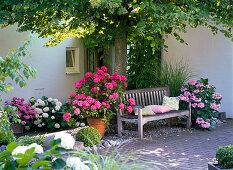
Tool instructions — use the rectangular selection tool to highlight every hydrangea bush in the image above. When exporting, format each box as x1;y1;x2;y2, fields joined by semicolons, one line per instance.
5;97;37;129
30;96;67;130
65;66;135;125
179;78;222;129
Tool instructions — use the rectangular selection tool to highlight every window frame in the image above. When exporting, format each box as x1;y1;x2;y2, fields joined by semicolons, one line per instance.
66;47;80;74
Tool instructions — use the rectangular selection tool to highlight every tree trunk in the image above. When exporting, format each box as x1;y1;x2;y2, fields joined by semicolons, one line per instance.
114;30;127;76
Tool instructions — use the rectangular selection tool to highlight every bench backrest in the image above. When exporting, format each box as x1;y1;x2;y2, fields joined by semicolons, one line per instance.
125;86;170;106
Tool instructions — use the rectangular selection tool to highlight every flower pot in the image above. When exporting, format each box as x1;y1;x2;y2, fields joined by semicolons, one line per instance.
87;118;106;137
10;124;24;134
208;163;233;170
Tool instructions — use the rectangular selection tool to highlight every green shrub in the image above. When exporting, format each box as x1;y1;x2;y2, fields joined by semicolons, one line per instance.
216;145;233;169
76;127;102;147
0;129;15;145
17;135;46;147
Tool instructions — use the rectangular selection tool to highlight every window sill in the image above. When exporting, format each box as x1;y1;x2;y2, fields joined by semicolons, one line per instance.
66;72;80;74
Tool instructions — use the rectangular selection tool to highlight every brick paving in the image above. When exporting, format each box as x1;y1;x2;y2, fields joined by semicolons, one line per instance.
118;120;233;170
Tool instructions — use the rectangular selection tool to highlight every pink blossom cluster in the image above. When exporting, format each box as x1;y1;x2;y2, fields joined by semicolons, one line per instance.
210;103;221;110
212;93;222;100
196;117;211;129
5;97;36;126
119;98;135;113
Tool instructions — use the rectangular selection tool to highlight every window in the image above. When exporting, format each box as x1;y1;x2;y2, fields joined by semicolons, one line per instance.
66;47;79;73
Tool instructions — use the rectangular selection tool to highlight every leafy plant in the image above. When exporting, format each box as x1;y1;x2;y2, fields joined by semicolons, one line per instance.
216;145;233;169
16;135;46;147
159;59;194;97
76;127;102;147
0;128;15;145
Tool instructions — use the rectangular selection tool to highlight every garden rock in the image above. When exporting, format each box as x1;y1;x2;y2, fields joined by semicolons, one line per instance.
44;135;55;150
73;141;84;151
80;123;85;127
211;117;223;125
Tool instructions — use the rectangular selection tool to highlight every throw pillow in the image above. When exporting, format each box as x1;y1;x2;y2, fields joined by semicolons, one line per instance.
162;96;179;110
134;106;155;116
148;105;172;113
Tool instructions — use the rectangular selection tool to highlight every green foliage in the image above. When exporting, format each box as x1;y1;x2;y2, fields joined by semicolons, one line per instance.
216;145;233;169
159;59;194;97
0;128;15;145
76;127;102;147
16;135;46;147
0;38;36;96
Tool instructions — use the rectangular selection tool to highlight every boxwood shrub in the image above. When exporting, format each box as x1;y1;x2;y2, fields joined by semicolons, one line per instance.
216;145;233;169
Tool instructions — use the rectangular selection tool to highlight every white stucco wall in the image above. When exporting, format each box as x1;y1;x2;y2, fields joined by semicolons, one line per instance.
0;25;85;103
163;26;233;117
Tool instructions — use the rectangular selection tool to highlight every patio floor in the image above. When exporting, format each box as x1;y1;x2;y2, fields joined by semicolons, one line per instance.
117;119;233;170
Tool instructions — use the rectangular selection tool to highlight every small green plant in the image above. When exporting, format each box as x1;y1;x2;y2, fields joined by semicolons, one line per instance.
76;127;102;147
17;135;46;147
216;145;233;169
0;129;15;145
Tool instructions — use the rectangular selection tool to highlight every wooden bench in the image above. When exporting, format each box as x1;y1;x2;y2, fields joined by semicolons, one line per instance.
117;86;191;139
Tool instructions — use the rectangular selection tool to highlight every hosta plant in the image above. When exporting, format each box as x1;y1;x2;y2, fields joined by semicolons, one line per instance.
30;96;67;130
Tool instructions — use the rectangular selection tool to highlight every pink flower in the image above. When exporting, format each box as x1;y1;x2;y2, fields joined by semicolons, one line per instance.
127;106;133;113
197;103;205;108
79;77;87;84
96;67;100;71
111;80;117;87
192;103;198;108
91;105;97;110
205;85;212;89
101;66;108;72
13;97;17;101
212;93;222;100
77;101;84;107
121;76;127;81
196;83;204;88
181;87;187;92
85;72;93;79
113;73;121;80
75;81;82;88
189;80;197;86
105;83;113;90
94;77;100;83
102;102;107;106
23;115;31;120
106;103;110;109
97;70;104;75
193;89;199;94
70;93;76;97
123;83;127;87
119;103;124;110
63;113;71;120
67;100;72;104
201;122;210;128
21;121;26;125
83;101;90;107
128;98;135;106
211;104;221;110
205;100;208;103
184;91;191;97
112;93;119;98
75;95;83;100
86;96;95;104
72;106;76;109
74;108;80;115
196;117;205;124
94;101;102;109
109;95;114;99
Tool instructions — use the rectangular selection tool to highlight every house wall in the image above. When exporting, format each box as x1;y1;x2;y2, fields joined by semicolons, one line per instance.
162;26;233;117
0;25;85;103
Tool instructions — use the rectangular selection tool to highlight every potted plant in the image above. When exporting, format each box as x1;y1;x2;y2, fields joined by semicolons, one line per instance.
64;66;135;136
208;145;233;170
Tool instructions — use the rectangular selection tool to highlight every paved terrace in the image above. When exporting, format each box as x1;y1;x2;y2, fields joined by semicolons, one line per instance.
118;120;233;170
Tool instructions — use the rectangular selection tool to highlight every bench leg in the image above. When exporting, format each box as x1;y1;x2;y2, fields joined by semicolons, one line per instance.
117;114;123;137
138;110;143;139
186;115;191;129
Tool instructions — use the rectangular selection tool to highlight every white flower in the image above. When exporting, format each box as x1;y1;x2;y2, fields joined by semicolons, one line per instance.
66;157;91;170
38;124;42;128
54;132;75;149
56;101;62;107
31;105;36;109
55;106;60;111
52;109;56;113
53;99;58;103
48;98;53;102
35;108;43;114
12;146;28;160
54;123;60;128
76;122;80;127
34;103;38;107
40;101;45;106
37;99;43;103
51;116;55;120
28;143;44;154
42;113;49;118
35;114;39;119
25;126;30;130
42;123;45;126
43;107;49;112
34;120;39;125
80;123;85;127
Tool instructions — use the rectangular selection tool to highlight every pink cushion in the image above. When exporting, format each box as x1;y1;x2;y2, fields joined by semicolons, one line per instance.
148;105;172;113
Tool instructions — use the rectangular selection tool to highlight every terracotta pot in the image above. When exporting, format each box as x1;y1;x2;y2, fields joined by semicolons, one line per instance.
10;124;24;134
87;118;106;137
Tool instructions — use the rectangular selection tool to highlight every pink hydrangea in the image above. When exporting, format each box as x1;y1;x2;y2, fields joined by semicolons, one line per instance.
180;87;187;92
101;66;108;72
211;104;221;110
109;95;114;99
106;103;110;109
128;98;135;106
63;113;71;120
196;83;204;88
196;117;205;124
94;77;100;83
97;70;104;75
67;100;72;104
86;96;95;104
91;105;97;110
121;76;127;81
77;101;84;107
75;81;82;88
212;93;222;100
119;103;124;110
85;72;93;79
184;91;191;97
83;101;90;107
21;121;26;125
94;101;102;109
193;89;199;94
112;93;119;98
23;115;31;120
201;122;211;128
192;103;198;108
111;80;117;87
113;73;121;80
79;77;87;84
189;80;197;86
74;108;80;115
123;83;127;87
197;103;205;108
70;93;76;97
105;83;113;90
127;106;133;113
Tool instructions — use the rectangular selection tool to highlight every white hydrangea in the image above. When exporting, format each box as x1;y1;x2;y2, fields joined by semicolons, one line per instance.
34;120;39;125
51;116;55;119
48;98;53;102
54;123;60;128
43;107;50;112
53;99;58;103
35;114;39;119
52;109;56;113
34;103;38;107
56;101;62;107
37;99;43;103
66;157;91;170
42;123;45;126
42;113;49;118
35;108;43;114
38;124;42;128
12;146;28;159
31;105;36;109
55;106;60;111
28;143;44;154
54;132;75;150
40;101;45;106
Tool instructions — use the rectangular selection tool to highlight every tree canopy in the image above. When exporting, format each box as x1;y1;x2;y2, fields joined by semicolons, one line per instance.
0;0;232;75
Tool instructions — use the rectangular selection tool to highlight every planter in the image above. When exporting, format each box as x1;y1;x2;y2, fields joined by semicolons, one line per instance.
10;124;24;134
87;118;106;137
208;163;233;170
